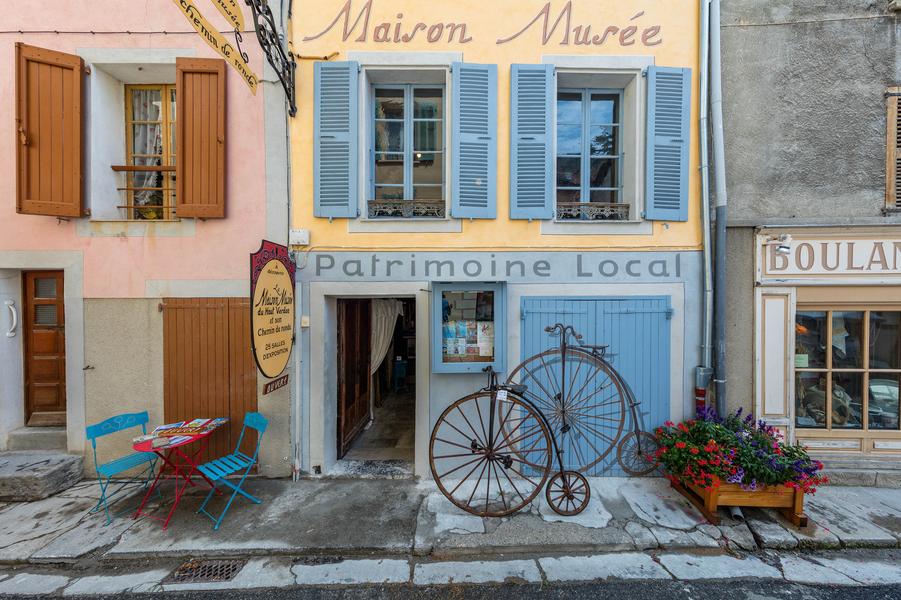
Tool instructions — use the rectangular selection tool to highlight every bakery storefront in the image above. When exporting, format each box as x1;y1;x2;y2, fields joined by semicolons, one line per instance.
755;229;901;461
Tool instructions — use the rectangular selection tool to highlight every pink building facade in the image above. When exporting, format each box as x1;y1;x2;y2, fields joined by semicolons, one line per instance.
0;1;292;476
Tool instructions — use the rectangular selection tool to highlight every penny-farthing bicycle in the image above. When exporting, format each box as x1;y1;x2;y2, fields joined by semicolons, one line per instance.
429;324;658;518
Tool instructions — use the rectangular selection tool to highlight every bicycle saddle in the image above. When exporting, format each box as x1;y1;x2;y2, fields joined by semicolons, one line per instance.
579;344;609;351
508;384;528;395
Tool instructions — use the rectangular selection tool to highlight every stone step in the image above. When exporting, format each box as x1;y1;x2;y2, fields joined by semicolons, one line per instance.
7;426;67;451
0;451;83;501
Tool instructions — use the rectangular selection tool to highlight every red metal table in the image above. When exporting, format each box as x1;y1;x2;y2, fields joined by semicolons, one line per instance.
132;425;224;529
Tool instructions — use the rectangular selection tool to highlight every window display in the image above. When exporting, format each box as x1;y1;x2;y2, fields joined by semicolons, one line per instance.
432;283;505;373
794;309;900;431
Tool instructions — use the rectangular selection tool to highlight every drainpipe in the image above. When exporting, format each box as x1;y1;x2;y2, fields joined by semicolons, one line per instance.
695;0;714;414
710;0;728;416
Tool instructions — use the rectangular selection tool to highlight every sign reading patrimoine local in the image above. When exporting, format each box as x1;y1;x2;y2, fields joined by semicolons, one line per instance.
251;241;296;379
302;0;663;47
759;236;901;282
299;251;694;282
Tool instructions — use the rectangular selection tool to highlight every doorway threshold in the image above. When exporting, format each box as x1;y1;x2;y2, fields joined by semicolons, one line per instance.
325;459;414;480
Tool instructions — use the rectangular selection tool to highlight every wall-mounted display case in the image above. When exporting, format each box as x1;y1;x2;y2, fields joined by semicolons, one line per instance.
431;282;505;373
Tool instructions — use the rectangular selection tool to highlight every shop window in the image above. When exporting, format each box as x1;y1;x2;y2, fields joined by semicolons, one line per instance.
122;84;177;220
369;84;446;219
795;309;901;431
432;282;505;373
555;89;626;221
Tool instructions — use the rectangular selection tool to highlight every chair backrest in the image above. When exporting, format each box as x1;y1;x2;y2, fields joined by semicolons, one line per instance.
86;411;150;457
235;412;268;461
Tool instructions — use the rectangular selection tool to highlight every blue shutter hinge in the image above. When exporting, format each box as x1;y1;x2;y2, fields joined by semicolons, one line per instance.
640;210;646;219
666;307;674;320
641;68;648;77
520;309;526;320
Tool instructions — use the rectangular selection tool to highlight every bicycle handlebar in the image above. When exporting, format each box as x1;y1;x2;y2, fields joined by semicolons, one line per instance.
544;323;583;340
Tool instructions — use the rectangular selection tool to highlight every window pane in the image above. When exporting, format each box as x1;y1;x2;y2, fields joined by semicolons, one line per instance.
556;157;581;187
589;126;616;156
169;88;176;120
132;124;163;156
870;312;901;369
413;121;442;152
169;124;176;154
375;121;404;152
796;371;827;428
590;94;617;124
34;304;57;326
414;185;443;200
795;311;827;369
441;290;495;363
868;374;900;430
557;124;582;155
131;88;162;121
414;89;443;119
589;158;616;188
832;311;864;368
375;153;404;185
589;190;617;203
556;189;581;204
832;372;863;429
375;88;404;119
34;278;56;299
374;186;405;200
556;92;582;124
413;152;443;185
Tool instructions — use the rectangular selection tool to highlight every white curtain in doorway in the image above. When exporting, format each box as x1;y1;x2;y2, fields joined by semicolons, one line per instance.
371;299;403;375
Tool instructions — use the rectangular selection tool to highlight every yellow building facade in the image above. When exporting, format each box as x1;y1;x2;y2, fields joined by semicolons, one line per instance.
287;0;705;477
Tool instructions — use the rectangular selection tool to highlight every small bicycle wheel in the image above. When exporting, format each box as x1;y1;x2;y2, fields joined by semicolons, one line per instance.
545;470;590;516
616;431;660;476
430;390;553;517
506;348;627;474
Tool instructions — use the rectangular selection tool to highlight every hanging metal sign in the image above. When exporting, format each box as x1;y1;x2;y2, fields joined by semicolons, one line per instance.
250;240;296;379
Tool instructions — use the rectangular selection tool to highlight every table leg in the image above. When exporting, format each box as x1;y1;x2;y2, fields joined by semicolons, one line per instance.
133;449;170;520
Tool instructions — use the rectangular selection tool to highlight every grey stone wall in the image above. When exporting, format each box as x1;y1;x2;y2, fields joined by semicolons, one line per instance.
721;0;899;224
724;227;755;414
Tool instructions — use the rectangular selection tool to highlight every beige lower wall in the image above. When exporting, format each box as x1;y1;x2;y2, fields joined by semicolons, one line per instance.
82;298;293;479
725;227;756;416
83;299;165;476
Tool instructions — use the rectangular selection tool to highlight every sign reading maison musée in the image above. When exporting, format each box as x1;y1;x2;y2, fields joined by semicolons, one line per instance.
301;0;663;47
251;241;296;378
298;251;697;283
759;236;901;283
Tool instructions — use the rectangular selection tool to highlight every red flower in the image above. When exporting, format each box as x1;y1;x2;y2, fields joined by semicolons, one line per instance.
678;423;689;433
675;441;687;449
664;421;675;427
689;447;699;455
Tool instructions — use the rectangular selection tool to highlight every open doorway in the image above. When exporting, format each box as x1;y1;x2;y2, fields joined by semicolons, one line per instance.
337;298;415;465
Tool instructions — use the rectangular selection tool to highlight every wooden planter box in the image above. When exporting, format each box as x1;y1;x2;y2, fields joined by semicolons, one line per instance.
671;480;808;527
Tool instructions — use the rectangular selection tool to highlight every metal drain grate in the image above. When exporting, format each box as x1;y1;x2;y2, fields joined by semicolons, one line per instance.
164;559;247;584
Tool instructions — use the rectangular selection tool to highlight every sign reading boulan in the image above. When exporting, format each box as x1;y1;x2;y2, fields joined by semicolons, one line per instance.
759;235;901;282
251;240;296;379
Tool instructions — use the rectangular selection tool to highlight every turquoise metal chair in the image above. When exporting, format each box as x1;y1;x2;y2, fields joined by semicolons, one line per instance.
197;412;268;530
86;411;158;524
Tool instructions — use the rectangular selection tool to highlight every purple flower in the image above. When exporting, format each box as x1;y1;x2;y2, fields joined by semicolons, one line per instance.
727;467;745;484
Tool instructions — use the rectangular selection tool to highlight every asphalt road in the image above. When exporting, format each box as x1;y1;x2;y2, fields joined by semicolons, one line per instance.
30;581;901;600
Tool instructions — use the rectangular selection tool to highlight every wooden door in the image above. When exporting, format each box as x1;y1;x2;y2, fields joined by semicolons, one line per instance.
23;271;66;426
337;299;371;458
163;298;258;463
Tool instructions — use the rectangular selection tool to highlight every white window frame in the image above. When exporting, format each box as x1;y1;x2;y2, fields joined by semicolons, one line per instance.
348;52;462;234
541;55;654;237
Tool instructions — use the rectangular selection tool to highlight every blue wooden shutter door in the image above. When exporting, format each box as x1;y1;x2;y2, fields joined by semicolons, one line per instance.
520;296;671;476
645;66;691;222
314;61;359;218
451;63;497;219
510;64;553;220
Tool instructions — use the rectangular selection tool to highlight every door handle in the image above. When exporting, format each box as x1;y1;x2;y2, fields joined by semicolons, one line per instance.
5;300;17;338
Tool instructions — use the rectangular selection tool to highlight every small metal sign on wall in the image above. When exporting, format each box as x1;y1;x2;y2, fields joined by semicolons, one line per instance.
250;240;296;380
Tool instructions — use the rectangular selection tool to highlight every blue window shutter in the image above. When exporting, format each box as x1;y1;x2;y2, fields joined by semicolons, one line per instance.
314;61;359;218
645;66;691;222
510;64;554;220
451;63;497;219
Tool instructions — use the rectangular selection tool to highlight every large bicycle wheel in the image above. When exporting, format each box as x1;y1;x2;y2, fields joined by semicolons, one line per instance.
429;390;553;517
506;349;627;474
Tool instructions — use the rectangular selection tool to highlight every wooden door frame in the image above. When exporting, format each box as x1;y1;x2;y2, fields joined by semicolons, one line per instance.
23;270;66;427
